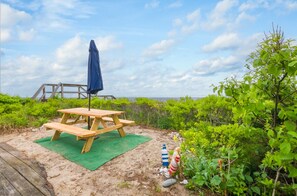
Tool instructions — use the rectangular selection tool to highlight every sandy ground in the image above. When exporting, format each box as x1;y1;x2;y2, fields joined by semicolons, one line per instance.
0;123;193;196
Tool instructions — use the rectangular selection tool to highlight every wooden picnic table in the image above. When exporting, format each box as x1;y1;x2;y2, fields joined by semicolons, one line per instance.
43;108;135;153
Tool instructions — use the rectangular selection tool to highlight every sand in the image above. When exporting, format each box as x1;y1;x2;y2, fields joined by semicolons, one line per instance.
0;123;192;196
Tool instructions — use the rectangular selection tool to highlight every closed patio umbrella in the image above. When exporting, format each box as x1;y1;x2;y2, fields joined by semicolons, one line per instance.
87;40;103;128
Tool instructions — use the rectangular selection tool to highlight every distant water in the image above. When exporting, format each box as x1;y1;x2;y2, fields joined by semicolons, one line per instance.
119;97;202;102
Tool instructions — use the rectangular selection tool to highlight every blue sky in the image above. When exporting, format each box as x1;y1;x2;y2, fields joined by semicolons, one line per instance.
1;0;297;98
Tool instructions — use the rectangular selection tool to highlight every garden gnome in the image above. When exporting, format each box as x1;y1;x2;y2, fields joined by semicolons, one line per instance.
168;147;181;176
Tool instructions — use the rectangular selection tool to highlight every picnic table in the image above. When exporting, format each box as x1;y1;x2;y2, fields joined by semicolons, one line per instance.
43;108;135;153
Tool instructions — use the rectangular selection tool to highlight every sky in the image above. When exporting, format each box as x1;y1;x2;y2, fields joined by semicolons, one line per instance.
1;0;297;98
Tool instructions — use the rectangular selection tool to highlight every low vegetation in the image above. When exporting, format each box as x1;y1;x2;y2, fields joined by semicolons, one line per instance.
1;27;296;195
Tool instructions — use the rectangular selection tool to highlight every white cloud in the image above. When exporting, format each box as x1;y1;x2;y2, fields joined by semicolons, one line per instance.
235;11;256;23
204;0;238;30
0;28;11;42
49;35;124;85
239;1;258;11
202;33;241;52
283;0;297;10
195;32;263;76
41;0;94;18
145;0;159;9
101;59;126;73
194;55;241;75
168;1;182;8
0;3;38;42
143;39;175;57
32;0;94;30
173;9;200;34
0;49;4;56
167;30;177;37
1;52;87;96
187;9;200;22
54;35;87;70
1;55;50;96
18;28;36;41
181;23;199;34
173;18;183;27
213;0;238;17
174;9;200;34
236;32;263;56
0;3;31;27
15;55;44;75
238;0;287;12
94;36;123;52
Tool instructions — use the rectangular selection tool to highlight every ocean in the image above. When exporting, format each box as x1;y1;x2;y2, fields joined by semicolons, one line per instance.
119;97;202;102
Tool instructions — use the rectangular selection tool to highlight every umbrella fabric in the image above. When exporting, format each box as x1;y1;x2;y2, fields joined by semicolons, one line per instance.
87;40;103;94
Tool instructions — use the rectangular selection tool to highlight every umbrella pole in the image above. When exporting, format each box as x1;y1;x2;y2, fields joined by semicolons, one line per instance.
88;94;91;129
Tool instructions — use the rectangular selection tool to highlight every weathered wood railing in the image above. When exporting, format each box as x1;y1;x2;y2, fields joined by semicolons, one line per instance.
32;83;116;101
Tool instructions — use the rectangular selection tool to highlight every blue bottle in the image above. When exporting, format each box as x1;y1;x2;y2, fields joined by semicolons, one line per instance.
161;144;169;167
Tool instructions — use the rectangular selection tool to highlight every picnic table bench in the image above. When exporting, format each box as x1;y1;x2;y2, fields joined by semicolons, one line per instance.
100;117;135;126
43;108;135;153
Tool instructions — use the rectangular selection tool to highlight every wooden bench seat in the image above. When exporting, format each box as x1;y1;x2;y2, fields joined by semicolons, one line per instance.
101;117;135;126
44;122;96;137
43;122;96;153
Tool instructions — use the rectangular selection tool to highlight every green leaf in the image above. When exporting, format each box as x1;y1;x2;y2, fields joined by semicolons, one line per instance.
287;111;297;120
251;186;261;195
269;138;277;147
284;121;296;132
225;88;232;96
194;175;206;186
288;166;297;177
278;110;285;119
280;141;291;154
288;131;297;138
267;64;278;76
244;76;252;83
279;153;295;160
245;175;253;183
210;175;222;186
261;173;267;178
267;129;274;138
288;60;297;67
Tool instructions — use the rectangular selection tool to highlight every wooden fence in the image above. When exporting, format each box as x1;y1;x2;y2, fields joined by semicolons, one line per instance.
32;83;115;101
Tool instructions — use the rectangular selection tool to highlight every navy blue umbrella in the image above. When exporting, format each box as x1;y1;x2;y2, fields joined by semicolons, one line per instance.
87;40;103;128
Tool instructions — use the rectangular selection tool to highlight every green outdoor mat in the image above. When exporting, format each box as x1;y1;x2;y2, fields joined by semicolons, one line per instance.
35;131;151;170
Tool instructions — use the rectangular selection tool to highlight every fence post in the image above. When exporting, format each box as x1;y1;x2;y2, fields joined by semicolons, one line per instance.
42;86;46;101
52;85;55;97
78;86;81;99
61;83;64;98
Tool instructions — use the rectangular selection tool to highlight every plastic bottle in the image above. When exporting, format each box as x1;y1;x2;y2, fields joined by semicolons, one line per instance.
161;144;169;167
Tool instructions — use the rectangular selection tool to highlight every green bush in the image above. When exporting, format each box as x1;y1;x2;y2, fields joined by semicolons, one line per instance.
181;27;297;195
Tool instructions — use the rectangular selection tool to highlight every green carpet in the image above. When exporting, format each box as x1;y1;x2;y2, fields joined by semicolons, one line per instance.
35;131;151;170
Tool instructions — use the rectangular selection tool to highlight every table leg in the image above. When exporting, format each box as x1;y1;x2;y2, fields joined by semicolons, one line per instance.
51;131;61;141
81;136;95;153
99;118;108;128
61;113;70;124
90;118;101;132
112;115;126;137
51;113;71;141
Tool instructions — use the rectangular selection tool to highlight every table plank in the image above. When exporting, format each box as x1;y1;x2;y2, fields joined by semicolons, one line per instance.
0;144;54;196
58;107;123;117
0;157;44;196
0;173;21;196
0;143;46;177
